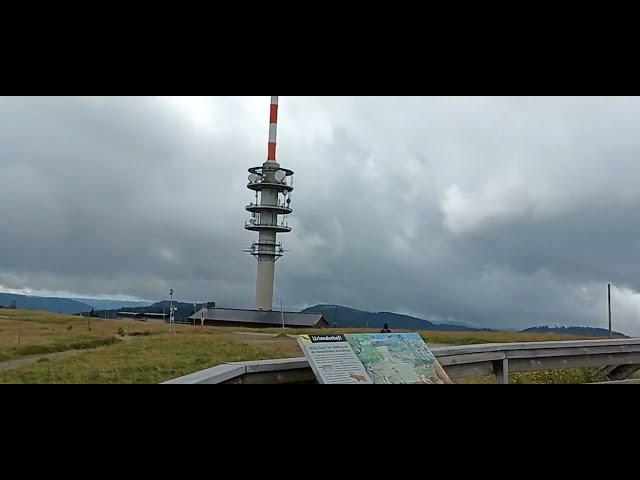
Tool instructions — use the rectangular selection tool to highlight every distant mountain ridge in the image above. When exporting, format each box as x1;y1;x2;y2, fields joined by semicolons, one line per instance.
70;298;151;310
521;326;629;338
0;293;151;314
0;293;92;314
301;305;483;331
2;293;628;337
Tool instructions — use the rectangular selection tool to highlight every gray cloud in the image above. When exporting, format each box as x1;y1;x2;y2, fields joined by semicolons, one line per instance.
1;96;640;335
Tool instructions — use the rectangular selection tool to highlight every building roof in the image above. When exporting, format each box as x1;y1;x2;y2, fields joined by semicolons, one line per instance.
189;307;327;328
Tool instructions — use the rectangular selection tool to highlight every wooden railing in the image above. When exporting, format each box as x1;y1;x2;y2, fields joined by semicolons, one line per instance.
162;338;640;384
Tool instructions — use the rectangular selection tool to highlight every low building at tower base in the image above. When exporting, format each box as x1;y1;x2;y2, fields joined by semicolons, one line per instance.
189;307;328;329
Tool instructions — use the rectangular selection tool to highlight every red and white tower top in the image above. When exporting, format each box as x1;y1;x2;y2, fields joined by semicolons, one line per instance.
267;96;279;162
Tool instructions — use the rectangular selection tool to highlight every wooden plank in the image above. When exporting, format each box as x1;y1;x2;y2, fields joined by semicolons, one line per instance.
509;352;640;372
437;351;506;366
240;369;317;385
221;376;244;384
591;379;640;384
239;358;311;374
162;364;246;384
505;345;640;360
443;362;495;379
432;339;640;357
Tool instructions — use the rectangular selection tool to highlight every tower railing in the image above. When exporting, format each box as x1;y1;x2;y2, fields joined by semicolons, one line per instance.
245;221;291;231
244;242;286;258
246;202;291;210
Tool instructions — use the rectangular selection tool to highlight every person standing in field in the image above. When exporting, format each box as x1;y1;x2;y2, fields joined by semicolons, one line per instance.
380;323;392;333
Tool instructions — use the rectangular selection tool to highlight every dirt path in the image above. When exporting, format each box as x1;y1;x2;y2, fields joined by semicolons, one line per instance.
0;349;86;372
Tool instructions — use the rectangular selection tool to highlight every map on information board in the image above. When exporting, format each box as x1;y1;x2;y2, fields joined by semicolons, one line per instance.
344;333;447;384
297;332;450;384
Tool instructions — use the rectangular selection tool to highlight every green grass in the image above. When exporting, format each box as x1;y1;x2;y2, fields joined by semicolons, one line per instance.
510;368;607;384
0;335;120;361
0;309;82;325
0;308;624;384
0;334;299;384
241;327;604;345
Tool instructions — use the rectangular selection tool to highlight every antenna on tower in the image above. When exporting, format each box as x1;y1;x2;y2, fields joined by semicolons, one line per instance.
267;96;278;162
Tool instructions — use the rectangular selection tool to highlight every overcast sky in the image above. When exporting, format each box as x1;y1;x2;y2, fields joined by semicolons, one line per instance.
1;96;640;334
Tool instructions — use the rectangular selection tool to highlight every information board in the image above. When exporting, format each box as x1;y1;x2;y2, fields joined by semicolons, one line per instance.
297;334;372;384
298;333;451;384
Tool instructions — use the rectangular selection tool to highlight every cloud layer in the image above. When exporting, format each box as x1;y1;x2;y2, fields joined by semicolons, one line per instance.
1;96;640;334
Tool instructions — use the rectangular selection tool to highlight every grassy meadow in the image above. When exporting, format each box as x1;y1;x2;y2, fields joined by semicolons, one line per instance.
0;308;623;384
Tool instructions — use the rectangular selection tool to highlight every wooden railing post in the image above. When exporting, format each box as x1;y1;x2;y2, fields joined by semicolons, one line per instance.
494;358;510;384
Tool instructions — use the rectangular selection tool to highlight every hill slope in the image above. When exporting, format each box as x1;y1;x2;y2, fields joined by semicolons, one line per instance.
70;298;152;310
521;326;628;338
0;293;92;314
301;305;480;331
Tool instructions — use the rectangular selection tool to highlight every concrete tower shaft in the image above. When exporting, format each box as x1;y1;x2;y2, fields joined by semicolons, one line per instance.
245;96;294;310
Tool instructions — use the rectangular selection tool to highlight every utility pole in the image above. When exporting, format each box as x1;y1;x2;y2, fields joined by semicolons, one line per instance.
193;300;197;327
169;289;174;334
280;300;285;334
608;283;612;340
